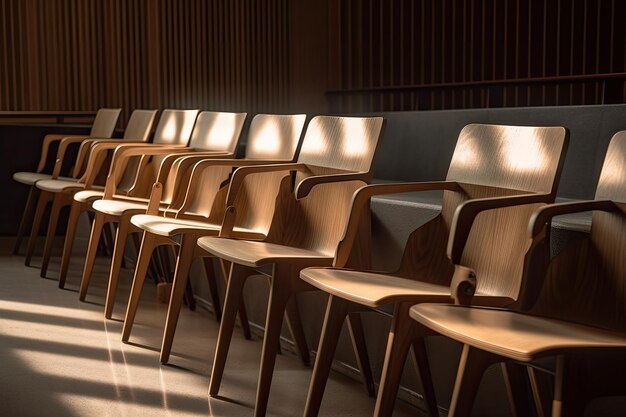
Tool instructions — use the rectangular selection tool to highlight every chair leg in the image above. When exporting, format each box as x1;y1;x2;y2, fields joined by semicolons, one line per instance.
122;232;159;341
372;302;420;417
218;259;251;339
160;235;197;363
104;216;131;319
25;190;52;266
14;186;39;255
347;313;376;397
410;338;439;417
285;294;311;365
552;355;585;417
203;257;222;321
79;213;107;301
40;193;69;277
528;366;553;417
58;201;84;288
447;345;499;417
209;263;252;396
501;362;535;417
254;265;294;417
303;295;353;417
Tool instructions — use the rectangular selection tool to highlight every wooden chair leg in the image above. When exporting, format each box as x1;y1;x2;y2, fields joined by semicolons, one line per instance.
218;259;251;339
374;302;420;417
203;257;222;321
160;235;197;363
25;190;52;266
528;366;553;417
447;345;500;417
410;338;439;417
104;217;131;319
58;201;84;288
209;263;253;396
254;265;294;417
122;232;159;341
79;213;107;301
285;294;311;365
347;312;376;397
14;186;39;255
501;362;535;417
552;355;585;417
184;277;196;311
40;194;68;277
303;295;353;417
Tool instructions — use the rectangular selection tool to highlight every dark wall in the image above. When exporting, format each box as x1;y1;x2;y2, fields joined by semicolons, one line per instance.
2;0;624;118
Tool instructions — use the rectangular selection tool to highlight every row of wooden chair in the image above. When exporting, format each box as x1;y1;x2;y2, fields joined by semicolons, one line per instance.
12;109;626;417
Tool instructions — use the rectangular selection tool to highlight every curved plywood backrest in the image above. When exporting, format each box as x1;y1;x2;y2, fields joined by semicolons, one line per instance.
188;111;247;152
122;110;157;141
152;109;199;145
296;116;384;180
89;108;122;138
244;114;306;160
531;132;626;331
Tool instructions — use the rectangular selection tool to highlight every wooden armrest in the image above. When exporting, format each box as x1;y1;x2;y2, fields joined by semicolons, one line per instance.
155;151;233;183
450;265;477;305
36;134;85;173
146;182;163;215
528;199;616;238
333;181;461;267
50;135;92;178
295;172;373;199
225;163;307;206
447;193;553;264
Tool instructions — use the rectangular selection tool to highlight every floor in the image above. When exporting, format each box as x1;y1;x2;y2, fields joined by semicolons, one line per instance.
0;247;421;417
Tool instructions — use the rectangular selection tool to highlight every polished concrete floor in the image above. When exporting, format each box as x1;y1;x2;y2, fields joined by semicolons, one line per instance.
0;249;421;417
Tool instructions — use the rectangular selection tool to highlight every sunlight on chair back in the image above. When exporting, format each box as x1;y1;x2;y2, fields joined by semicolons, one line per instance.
244;114;306;160
152;109;199;145
445;124;568;303
296;116;384;181
89;108;122;138
532;132;626;330
122;110;157;141
188;111;247;152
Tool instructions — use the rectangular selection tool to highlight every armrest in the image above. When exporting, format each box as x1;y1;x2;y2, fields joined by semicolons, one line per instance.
155;151;233;183
528;199;616;238
102;146;191;198
146;182;163;215
447;192;553;264
52;135;93;178
450;265;477;305
36;134;86;173
295;172;370;199
225;163;307;206
333;181;462;268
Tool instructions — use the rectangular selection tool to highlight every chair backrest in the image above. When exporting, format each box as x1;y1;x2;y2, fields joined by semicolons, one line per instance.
236;116;384;254
122;109;158;141
89;108;122;138
531;132;626;331
396;124;568;304
295;116;384;182
243;114;306;160
188;111;247;152
152;109;199;145
175;114;307;219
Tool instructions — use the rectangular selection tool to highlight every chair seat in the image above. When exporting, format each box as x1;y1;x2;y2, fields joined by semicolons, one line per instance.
300;268;452;308
410;304;626;362
74;190;107;203
13;172;73;186
92;198;153;216
197;237;333;268
37;179;103;193
130;214;266;240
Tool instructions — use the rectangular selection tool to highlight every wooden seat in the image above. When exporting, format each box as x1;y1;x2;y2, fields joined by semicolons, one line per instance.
24;109;156;270
74;110;242;300
410;131;626;417
298;123;569;417
12;108;122;254
118;113;306;352
195;115;384;417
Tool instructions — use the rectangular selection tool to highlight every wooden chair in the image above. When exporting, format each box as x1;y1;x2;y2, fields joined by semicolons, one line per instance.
77;111;246;308
119;113;307;354
197;115;385;417
410;131;626;417
299;124;569;417
13;108;122;255
31;110;158;277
